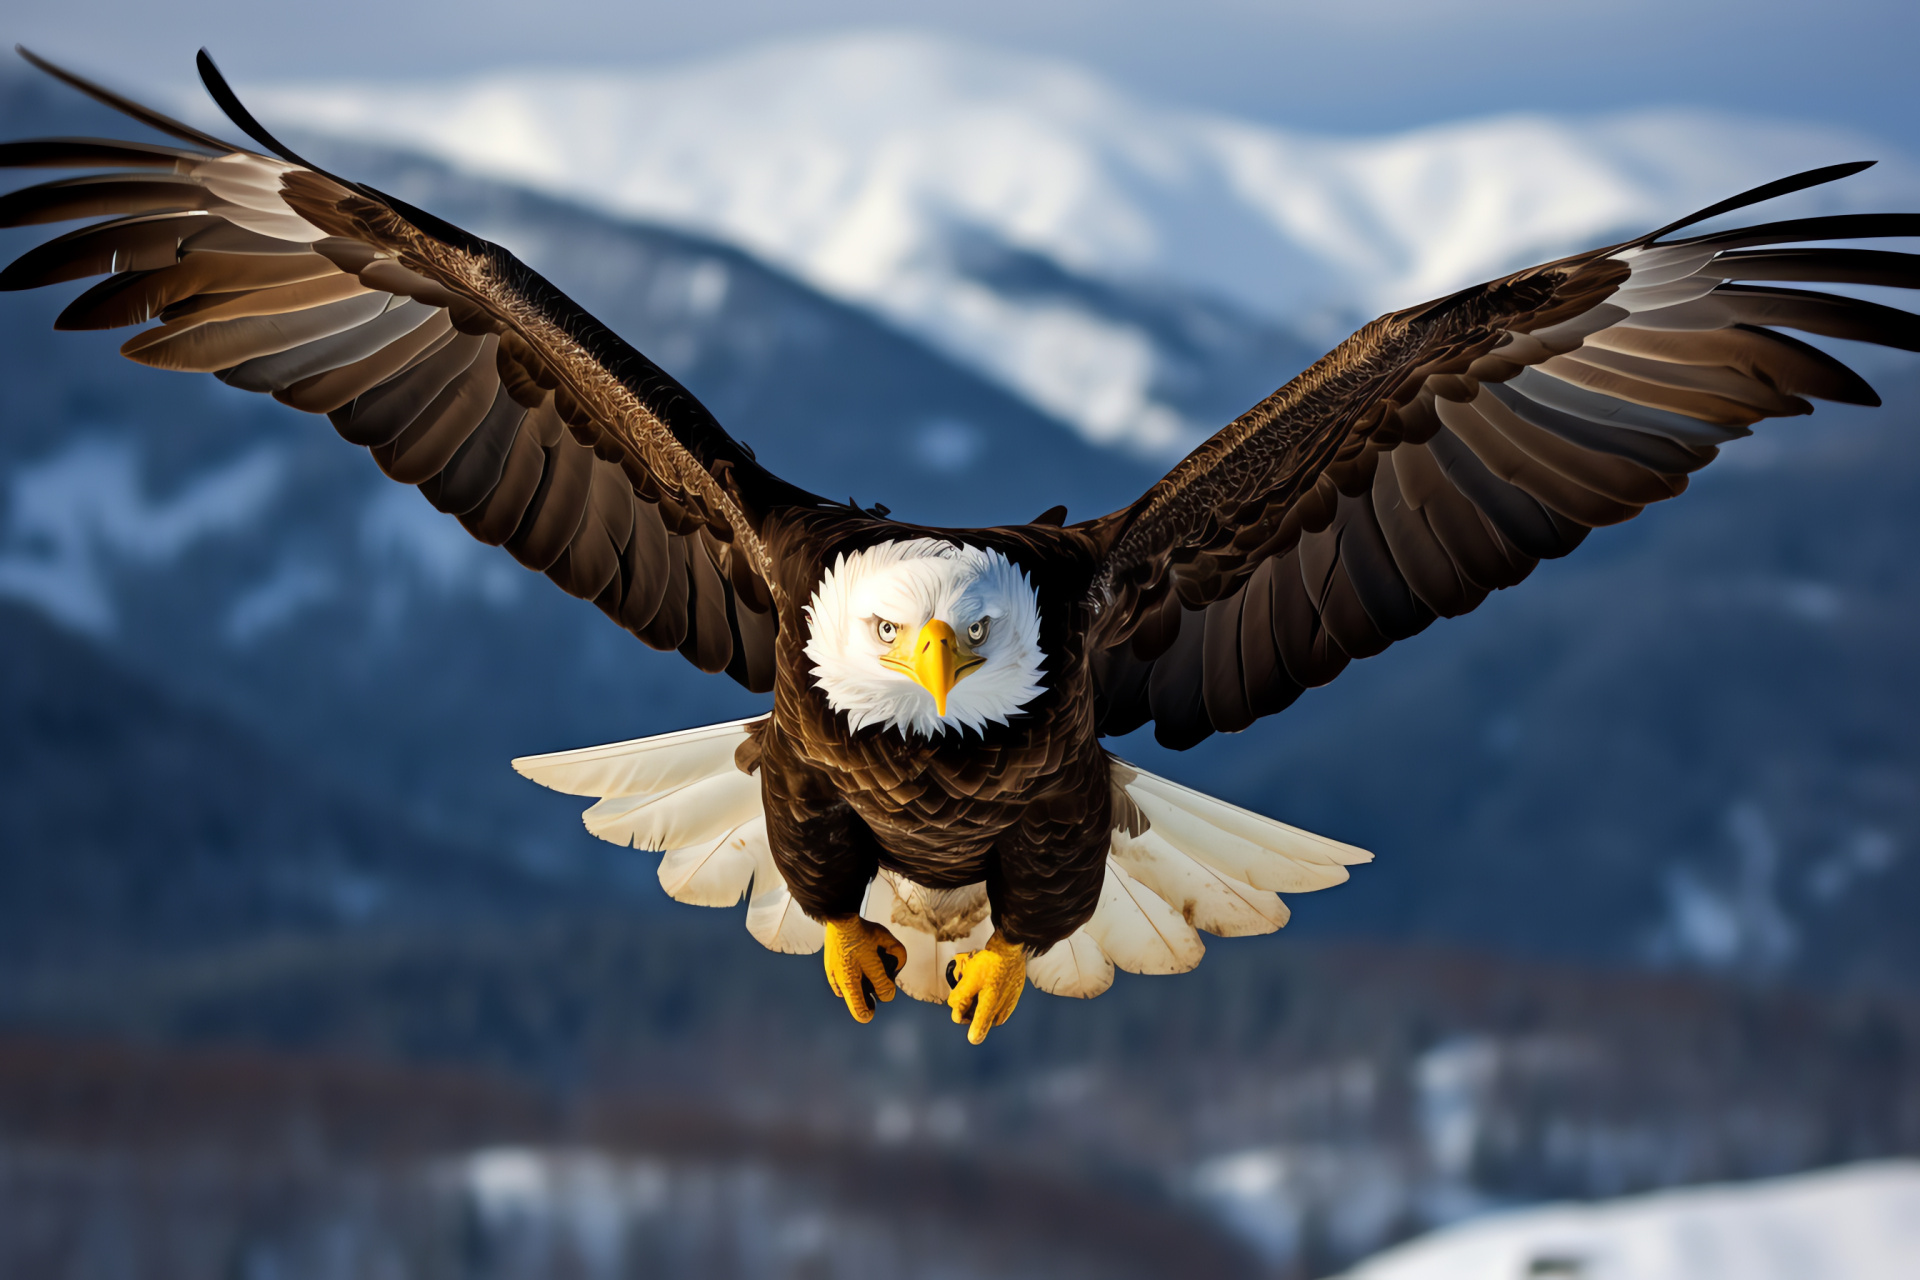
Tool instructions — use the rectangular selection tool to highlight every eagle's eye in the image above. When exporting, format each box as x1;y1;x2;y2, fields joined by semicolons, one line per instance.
967;618;990;644
875;619;899;644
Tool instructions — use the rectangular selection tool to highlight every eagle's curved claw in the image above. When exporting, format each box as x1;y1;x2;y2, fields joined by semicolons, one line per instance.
823;915;907;1024
946;931;1027;1045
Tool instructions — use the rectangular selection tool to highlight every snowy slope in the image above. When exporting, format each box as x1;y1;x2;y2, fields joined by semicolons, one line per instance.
1340;1160;1920;1280
243;31;1918;455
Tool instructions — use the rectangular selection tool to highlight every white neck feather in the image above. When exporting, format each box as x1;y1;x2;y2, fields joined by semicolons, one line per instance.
803;539;1046;740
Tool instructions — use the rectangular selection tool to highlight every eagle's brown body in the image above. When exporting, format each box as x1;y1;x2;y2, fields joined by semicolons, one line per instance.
5;49;1917;1035
754;513;1113;948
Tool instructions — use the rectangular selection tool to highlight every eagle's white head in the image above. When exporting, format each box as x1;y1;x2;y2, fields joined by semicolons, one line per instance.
803;539;1045;739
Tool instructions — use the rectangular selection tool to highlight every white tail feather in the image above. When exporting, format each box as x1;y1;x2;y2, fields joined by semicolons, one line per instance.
1086;855;1206;975
515;719;794;953
1109;827;1289;937
1129;789;1352;891
1032;760;1368;994
512;725;1371;1002
581;769;763;851
1027;930;1114;998
746;840;825;955
1119;763;1371;872
657;815;763;907
512;717;760;798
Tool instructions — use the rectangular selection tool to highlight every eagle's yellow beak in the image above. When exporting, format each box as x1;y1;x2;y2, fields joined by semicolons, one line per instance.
913;619;961;716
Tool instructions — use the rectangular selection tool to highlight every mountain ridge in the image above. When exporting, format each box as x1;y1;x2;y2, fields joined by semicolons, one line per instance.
234;31;1920;455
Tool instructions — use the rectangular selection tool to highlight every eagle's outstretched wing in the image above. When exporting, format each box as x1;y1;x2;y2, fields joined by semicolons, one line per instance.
1;49;832;692
1084;163;1920;748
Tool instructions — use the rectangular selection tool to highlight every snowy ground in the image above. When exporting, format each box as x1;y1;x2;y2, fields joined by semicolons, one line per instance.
1338;1161;1920;1280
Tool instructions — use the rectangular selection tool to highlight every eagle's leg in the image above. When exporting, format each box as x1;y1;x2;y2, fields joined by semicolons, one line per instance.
945;932;1027;1045
822;915;908;1024
756;725;902;1024
943;771;1109;1044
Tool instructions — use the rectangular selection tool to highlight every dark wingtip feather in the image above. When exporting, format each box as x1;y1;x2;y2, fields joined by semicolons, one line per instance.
0;138;213;170
194;49;324;173
194;50;488;256
1645;161;1878;243
1731;324;1882;407
15;46;237;152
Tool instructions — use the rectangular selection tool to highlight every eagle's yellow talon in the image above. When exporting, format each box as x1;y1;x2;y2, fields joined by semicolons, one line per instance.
946;931;1027;1044
822;915;907;1024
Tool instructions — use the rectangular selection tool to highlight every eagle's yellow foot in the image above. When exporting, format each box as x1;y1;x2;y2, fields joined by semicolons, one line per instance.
945;931;1027;1045
822;915;907;1024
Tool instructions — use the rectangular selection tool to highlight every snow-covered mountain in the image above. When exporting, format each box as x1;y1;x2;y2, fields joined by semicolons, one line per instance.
242;31;1918;455
1338;1160;1920;1280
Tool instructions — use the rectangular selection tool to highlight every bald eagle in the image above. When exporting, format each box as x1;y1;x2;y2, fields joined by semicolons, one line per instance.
6;50;1917;1043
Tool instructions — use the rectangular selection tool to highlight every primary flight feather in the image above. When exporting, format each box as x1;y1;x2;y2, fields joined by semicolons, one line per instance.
5;48;1916;1043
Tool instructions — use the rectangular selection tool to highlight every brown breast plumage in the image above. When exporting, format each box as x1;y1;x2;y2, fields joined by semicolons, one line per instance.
762;511;1108;892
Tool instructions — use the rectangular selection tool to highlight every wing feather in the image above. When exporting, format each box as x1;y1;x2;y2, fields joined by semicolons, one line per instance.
1;52;823;695
1269;545;1351;688
122;289;390;372
617;501;674;633
679;536;735;675
1436;397;1642;527
1701;246;1920;289
276;311;457;413
636;536;692;652
426;387;528;517
55;253;338;330
1332;488;1436;641
1369;452;1483;618
1088;164;1917;746
376;338;505;485
331;331;487;447
1543;345;1806;417
1198;589;1253;734
1583;324;1880;405
1236;558;1305;719
506;434;595;572
1310;551;1392;661
551;462;626;601
459;420;548;546
226;297;442;393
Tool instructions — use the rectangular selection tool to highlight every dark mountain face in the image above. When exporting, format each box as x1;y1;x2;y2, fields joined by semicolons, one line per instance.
0;601;591;973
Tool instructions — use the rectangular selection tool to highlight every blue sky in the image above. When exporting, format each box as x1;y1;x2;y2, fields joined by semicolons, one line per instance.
11;0;1919;144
